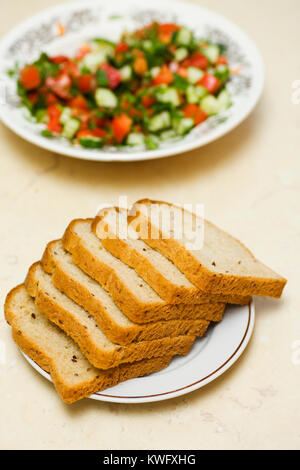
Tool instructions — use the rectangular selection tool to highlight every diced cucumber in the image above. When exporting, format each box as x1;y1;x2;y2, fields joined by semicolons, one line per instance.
217;88;231;111
79;136;103;148
200;94;220;115
92;38;115;48
59;107;72;125
186;85;198;104
174;47;188;62
144;134;159;150
119;65;132;81
196;85;208;99
62;118;80;139
148;111;171;132
214;64;230;81
35;109;48;123
176;27;192;46
150;66;160;78
187;67;204;84
202;44;220;64
126;132;145;146
95;88;118;108
159;129;177;140
90;39;114;57
142;40;153;52
186;85;208;103
172;117;194;135
83;51;107;72
155;87;180;107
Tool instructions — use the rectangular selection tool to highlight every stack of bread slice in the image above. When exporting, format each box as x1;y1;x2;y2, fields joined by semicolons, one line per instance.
5;200;286;404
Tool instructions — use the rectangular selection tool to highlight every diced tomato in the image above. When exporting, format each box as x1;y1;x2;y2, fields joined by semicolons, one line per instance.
27;91;38;104
177;66;188;78
159;23;180;35
152;65;174;85
133;56;148;76
141;95;156;107
198;73;221;94
45;73;72;99
115;42;129;54
76;128;106;139
68;95;88;110
47;104;62;133
75;43;92;60
129;108;143;118
76;129;94;139
216;55;228;65
158;23;180;43
77;74;94;93
182;53;208;69
71;108;92;126
183;104;208;125
122;99;131;111
93;128;107;138
62;61;79;78
112;113;132;143
50;55;69;64
20;65;41;90
47;104;61;119
47;119;62;133
94;116;106;127
46;92;59;106
134;124;143;133
99;63;121;89
146;108;154;117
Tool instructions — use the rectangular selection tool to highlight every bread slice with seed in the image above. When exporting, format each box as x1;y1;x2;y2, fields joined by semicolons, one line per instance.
62;218;226;323
25;262;196;370
130;199;287;298
41;239;212;345
4;285;172;404
92;207;251;305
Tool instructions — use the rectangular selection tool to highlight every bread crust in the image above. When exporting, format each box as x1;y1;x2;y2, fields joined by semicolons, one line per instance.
62;218;226;323
93;209;251;305
41;240;211;345
131;199;287;298
4;285;172;404
25;262;196;370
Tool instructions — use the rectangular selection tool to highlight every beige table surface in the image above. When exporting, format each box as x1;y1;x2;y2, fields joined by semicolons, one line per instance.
0;0;299;450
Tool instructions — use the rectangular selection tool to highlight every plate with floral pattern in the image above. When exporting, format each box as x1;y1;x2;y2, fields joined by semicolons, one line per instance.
0;0;264;162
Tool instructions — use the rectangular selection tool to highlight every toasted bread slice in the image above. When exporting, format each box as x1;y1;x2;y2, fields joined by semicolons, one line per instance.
41;239;211;345
92;206;251;305
4;285;172;404
62;218;226;323
130;199;287;298
25;262;196;370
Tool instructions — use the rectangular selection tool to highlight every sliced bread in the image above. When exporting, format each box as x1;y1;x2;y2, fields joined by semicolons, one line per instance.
130;199;287;298
62;218;226;323
25;262;196;370
41;239;211;345
92;207;251;305
4;285;172;403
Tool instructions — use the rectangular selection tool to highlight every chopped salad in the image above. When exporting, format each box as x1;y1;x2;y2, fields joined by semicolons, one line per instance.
15;22;233;150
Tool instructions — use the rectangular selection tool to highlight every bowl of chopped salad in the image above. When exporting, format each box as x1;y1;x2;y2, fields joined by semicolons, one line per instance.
0;0;264;161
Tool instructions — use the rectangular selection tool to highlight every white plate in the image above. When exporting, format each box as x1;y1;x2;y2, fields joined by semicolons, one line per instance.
21;301;255;404
0;0;264;162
